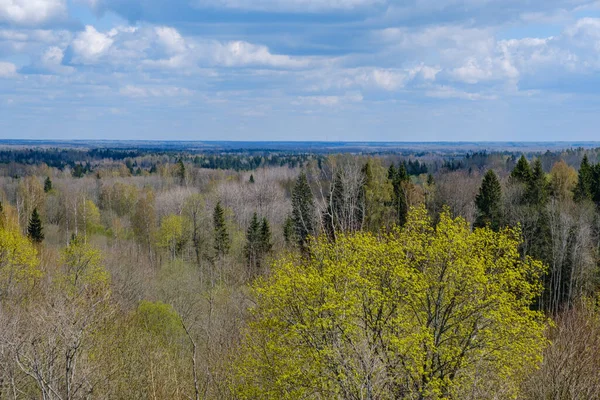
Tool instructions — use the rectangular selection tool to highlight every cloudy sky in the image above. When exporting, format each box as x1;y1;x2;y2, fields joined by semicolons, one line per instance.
2;0;600;141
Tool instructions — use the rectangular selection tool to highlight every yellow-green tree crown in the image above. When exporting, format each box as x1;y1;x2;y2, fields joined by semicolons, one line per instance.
234;205;547;400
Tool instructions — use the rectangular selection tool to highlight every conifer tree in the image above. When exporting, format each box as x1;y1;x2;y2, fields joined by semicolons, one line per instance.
44;176;52;193
244;213;261;273
389;163;410;226
510;155;532;184
260;217;272;255
526;159;549;207
291;172;315;251
574;154;593;203
27;208;44;244
213;201;230;258
249;174;255;184
177;159;186;185
474;170;503;231
283;215;295;245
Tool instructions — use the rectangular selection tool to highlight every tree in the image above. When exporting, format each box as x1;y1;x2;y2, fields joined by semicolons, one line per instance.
259;217;272;257
389;162;410;226
244;213;261;275
526;159;549;207
245;214;273;277
213;201;230;258
511;155;532;184
574;154;593;203
44;177;53;193
27;208;44;244
156;215;188;260
474;170;503;231
249;174;255;184
291;173;315;251
283;215;295;245
177;159;186;185
362;159;393;232
235;206;546;400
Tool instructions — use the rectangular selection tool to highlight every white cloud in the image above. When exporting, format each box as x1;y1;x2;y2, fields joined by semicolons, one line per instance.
71;25;113;64
210;40;309;68
425;85;498;101
0;0;66;25
295;93;363;107
197;0;383;12
119;84;194;98
0;61;17;77
155;26;187;54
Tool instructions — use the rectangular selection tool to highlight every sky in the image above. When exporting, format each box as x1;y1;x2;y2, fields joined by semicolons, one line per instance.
2;1;600;141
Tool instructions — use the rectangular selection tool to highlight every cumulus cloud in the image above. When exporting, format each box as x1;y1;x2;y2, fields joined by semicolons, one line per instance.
71;25;114;64
0;61;17;77
0;0;66;26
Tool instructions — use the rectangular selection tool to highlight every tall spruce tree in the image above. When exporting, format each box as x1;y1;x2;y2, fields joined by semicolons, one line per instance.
291;172;315;251
260;217;272;256
474;170;503;231
389;163;410;227
244;213;261;273
27;208;44;244
177;159;186;185
44;177;52;193
213;201;230;258
510;155;532;184
574;154;594;203
526;159;549;207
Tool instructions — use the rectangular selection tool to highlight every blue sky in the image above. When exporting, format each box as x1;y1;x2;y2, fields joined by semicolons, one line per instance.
2;0;600;141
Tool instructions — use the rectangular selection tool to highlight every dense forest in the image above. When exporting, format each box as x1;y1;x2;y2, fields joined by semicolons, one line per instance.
1;144;600;399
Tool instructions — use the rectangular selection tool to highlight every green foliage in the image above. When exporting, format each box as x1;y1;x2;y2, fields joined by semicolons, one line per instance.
43;176;52;193
574;154;596;204
526;159;549;207
235;206;547;399
213;201;230;258
177;159;186;185
135;301;185;344
156;215;188;259
0;224;40;299
362;159;393;232
59;236;110;298
388;162;410;226
291;172;315;251
27;208;44;243
245;214;273;276
249;174;255;184
474;169;503;231
511;155;532;184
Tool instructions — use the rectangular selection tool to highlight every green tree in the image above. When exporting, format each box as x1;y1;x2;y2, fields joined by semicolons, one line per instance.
244;213;262;274
177;159;186;185
156;215;188;259
511;155;532;184
362;159;393;232
213;201;230;258
249;174;255;184
283;215;295;245
27;208;44;244
389;163;410;226
526;159;549;207
44;176;53;193
291;173;315;251
474;170;503;231
259;217;272;256
574;154;593;203
245;214;273;277
235;206;546;399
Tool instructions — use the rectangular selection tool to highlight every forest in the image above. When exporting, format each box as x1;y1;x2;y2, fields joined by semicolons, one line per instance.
1;144;600;399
